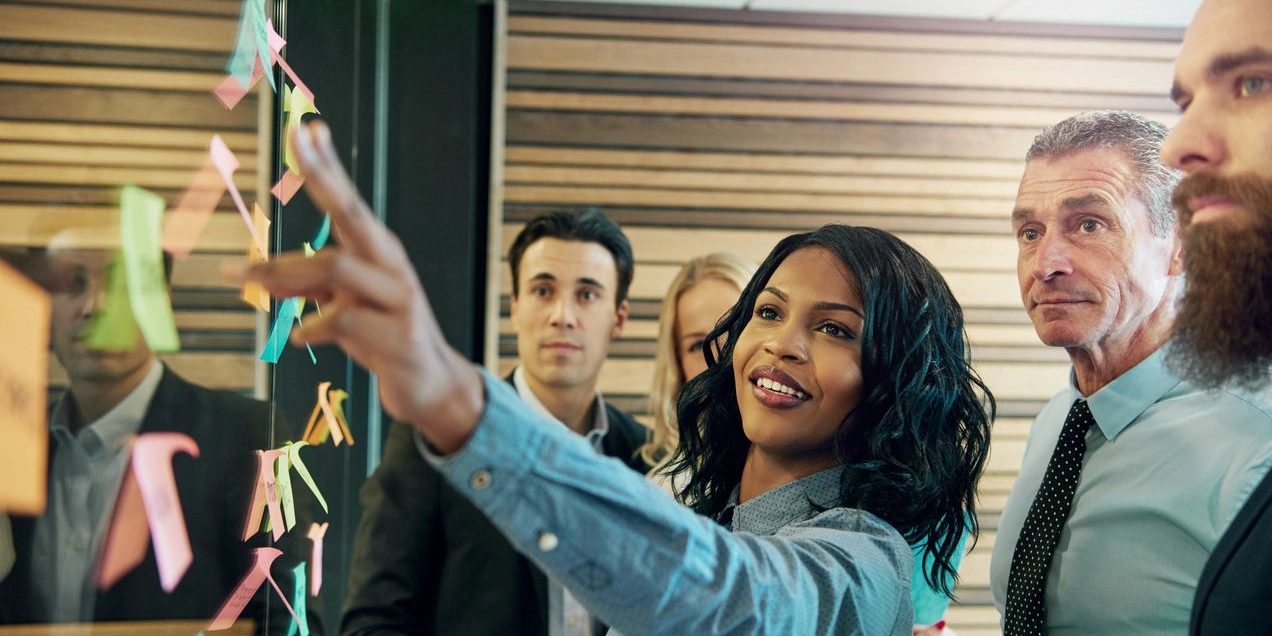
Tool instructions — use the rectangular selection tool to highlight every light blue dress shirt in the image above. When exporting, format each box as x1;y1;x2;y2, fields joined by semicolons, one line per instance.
419;368;913;635
990;348;1272;635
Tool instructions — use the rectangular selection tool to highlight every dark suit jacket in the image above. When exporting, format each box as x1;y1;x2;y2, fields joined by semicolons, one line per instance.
0;366;323;634
1191;468;1272;635
341;375;648;636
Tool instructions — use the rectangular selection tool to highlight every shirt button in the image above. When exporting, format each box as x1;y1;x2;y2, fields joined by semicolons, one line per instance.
469;469;492;490
537;531;558;552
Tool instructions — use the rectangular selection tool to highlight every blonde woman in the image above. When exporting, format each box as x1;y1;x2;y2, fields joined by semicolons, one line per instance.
642;253;755;491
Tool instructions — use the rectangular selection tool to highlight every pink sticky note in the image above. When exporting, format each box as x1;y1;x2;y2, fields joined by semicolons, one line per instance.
98;460;149;590
270;169;305;205
266;18;286;55
242;449;286;541
307;522;328;597
264;22;315;104
162;159;225;260
213;57;266;110
132;433;200;592
207;547;299;631
316;381;345;447
209;135;267;257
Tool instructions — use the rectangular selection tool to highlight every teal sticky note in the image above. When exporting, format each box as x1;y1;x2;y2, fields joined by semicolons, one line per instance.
312;215;331;250
120;185;179;352
260;296;299;363
287;562;309;636
227;0;274;92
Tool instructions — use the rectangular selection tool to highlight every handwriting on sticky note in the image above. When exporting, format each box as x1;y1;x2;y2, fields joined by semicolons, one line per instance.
98;459;148;590
283;441;327;513
241;204;270;312
307;522;328;596
286;562;309;636
162;159;225;260
207;547;298;631
209;136;267;257
120;185;179;352
132;433;200;592
275;446;296;533
242;449;285;541
0;260;50;515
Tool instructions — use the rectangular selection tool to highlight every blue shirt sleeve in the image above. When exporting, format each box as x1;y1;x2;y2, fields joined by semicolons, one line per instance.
417;368;912;635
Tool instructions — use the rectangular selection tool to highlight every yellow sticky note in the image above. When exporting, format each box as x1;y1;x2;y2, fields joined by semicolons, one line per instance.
283;85;319;172
0;260;50;514
120;185;179;352
241;203;271;312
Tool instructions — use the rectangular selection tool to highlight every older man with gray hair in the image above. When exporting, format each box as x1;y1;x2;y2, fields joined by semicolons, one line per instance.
990;110;1272;635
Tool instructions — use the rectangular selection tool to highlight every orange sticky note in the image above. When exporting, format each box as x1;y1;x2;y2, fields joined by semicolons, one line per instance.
307;522;327;596
132;433;199;592
0;261;50;514
242;449;285;541
207;547;299;631
240;203;270;312
162;158;225;260
98;457;148;590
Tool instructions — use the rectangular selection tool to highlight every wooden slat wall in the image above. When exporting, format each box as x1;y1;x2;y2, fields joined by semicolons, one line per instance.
0;0;264;395
493;3;1182;633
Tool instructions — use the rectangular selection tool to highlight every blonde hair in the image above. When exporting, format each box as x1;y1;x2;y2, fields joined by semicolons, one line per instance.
640;252;755;468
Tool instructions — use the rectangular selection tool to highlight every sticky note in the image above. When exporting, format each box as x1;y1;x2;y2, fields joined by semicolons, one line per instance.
302;382;353;447
260;296;300;363
226;0;273;93
84;254;139;351
209;135;267;258
287;562;309;636
328;389;354;445
162;159;225;260
307;522;327;597
282;85;319;173
240;204;270;312
131;433;200;592
312;216;331;251
271;169;305;205
213;57;265;111
120;185;179;352
242;449;285;541
284;441;327;513
0;260;50;514
98;461;148;590
207;547;298;631
292;303;318;365
265;20;313;103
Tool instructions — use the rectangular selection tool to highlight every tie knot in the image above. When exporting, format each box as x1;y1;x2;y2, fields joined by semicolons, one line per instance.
1064;399;1096;437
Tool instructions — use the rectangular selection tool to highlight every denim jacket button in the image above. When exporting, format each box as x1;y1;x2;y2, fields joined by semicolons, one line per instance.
537;531;559;552
470;468;493;490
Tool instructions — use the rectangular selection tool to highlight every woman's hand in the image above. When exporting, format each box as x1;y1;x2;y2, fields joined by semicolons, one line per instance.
233;121;483;453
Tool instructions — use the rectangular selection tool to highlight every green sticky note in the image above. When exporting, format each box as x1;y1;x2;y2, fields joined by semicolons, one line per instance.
120;185;180;352
286;441;328;513
84;255;139;351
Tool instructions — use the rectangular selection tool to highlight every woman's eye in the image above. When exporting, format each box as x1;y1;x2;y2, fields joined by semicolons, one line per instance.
1238;75;1270;98
756;305;779;321
687;340;704;353
818;323;853;339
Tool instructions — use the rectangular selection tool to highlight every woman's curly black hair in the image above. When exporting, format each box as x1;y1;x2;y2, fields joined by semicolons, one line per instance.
666;225;995;596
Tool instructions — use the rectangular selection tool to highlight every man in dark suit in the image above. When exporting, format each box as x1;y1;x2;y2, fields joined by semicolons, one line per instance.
342;208;648;635
0;242;322;634
1160;1;1272;632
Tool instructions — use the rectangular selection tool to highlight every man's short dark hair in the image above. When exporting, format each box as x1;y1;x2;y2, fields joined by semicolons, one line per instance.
507;207;634;305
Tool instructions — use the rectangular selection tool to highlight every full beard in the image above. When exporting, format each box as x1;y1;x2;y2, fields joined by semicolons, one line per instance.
1168;173;1272;390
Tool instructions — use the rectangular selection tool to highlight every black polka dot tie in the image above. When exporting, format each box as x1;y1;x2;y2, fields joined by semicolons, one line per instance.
1004;399;1095;636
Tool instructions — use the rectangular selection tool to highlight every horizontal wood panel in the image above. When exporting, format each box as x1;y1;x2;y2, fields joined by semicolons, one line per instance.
507;16;1180;60
506;145;1026;179
0;61;223;92
0;4;236;52
506;90;1177;129
508;35;1174;94
0;163;254;191
0;141;256;169
0;205;260;253
0;84;255;129
0;121;256;150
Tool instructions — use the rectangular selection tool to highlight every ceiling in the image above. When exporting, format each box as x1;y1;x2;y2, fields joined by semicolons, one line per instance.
545;0;1203;29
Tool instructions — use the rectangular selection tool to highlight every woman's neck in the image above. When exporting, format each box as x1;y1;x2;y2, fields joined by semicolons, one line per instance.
738;446;838;504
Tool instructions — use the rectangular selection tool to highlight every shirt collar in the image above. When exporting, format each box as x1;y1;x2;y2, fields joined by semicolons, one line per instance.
1066;347;1182;440
50;360;164;456
727;464;847;536
512;367;610;446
